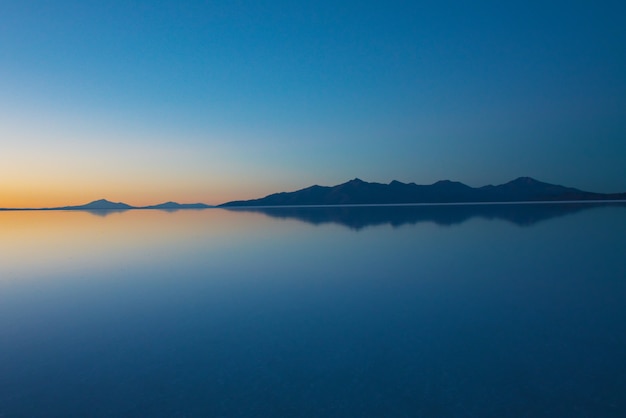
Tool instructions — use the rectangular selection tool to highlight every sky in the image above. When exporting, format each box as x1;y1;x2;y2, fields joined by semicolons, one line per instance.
2;0;625;207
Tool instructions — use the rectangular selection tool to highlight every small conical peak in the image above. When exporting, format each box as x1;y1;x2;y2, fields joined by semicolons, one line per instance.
341;178;366;186
80;199;132;209
509;177;540;185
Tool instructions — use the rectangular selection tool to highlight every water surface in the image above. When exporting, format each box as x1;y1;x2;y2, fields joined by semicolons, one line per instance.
1;204;625;416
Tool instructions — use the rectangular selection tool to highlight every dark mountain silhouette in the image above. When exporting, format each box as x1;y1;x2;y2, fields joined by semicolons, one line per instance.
220;177;626;207
226;202;626;230
58;199;134;210
142;202;211;210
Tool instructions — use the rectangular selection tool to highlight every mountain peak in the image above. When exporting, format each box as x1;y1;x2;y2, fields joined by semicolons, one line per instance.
509;176;541;185
64;199;134;210
338;178;368;188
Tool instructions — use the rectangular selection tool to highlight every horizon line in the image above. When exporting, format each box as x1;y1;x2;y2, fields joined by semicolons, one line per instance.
3;200;626;213
3;176;626;210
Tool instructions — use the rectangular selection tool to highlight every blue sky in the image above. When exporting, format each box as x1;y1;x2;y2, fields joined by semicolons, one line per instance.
1;0;625;206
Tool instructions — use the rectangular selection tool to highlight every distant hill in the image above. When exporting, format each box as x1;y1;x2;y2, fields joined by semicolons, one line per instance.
58;199;134;210
220;177;626;207
142;202;211;210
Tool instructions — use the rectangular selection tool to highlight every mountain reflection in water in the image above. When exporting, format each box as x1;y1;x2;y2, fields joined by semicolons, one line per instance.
226;202;626;229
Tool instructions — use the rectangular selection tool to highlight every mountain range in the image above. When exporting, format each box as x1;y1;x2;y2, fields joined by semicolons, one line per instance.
0;199;213;211
1;177;625;211
219;177;626;207
56;200;212;211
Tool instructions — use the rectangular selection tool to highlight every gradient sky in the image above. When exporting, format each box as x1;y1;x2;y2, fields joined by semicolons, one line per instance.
2;0;625;207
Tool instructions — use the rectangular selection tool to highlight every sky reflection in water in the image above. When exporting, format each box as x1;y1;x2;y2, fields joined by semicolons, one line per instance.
1;204;625;417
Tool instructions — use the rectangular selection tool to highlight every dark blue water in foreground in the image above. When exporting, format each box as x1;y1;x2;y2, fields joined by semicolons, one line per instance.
1;203;625;417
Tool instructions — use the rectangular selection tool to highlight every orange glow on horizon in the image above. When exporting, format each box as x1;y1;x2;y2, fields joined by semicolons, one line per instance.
0;126;287;208
0;181;275;209
0;208;281;281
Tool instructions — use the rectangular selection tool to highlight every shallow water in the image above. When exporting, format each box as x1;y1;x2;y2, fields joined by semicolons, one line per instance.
1;203;625;417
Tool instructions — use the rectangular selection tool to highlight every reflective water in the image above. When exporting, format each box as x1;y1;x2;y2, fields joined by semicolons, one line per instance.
1;204;625;417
